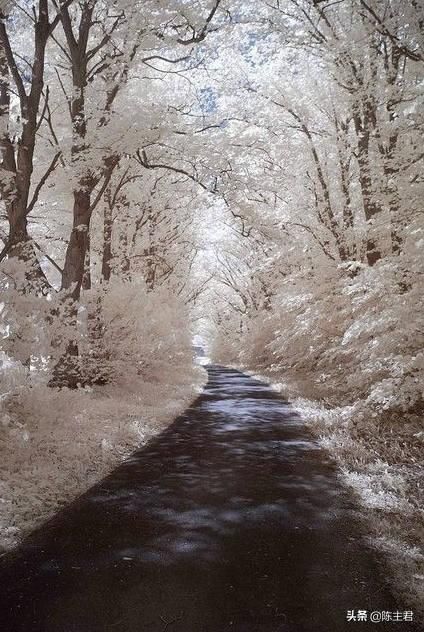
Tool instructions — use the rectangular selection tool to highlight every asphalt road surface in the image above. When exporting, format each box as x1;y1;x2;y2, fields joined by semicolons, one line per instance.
0;366;417;631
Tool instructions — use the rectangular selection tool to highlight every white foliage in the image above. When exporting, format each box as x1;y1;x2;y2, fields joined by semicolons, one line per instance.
0;280;204;550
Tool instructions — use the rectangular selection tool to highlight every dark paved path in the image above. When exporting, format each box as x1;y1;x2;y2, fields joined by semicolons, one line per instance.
0;366;417;631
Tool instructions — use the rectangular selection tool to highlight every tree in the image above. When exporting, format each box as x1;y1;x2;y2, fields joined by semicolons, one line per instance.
0;0;71;288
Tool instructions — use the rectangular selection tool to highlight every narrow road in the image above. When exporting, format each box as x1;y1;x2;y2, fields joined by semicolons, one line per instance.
0;366;416;631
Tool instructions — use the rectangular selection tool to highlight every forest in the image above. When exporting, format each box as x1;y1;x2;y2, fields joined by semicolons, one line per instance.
0;0;423;622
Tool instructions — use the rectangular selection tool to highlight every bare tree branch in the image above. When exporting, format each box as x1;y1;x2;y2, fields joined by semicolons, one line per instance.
27;151;61;215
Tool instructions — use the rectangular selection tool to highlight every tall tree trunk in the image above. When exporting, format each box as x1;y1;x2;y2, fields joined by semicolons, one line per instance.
61;191;92;299
0;4;51;290
380;44;403;256
353;101;382;266
51;191;91;388
335;116;357;260
82;232;92;291
102;202;113;282
51;4;92;386
120;230;130;277
287;107;348;262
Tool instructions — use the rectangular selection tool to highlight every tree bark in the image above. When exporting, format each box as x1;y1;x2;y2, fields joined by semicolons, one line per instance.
352;100;382;266
61;191;92;298
0;2;52;290
102;201;113;282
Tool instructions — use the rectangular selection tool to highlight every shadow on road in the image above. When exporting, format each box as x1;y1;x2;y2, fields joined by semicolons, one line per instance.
0;366;417;631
